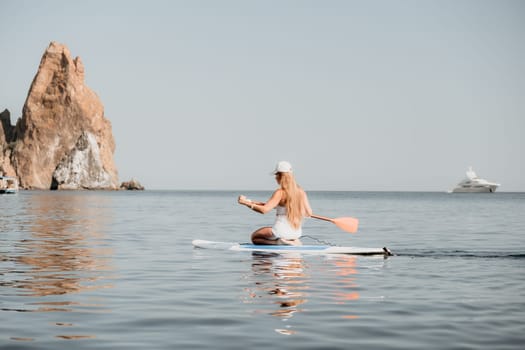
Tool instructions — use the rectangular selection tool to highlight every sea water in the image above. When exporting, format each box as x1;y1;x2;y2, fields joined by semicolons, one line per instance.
1;190;524;349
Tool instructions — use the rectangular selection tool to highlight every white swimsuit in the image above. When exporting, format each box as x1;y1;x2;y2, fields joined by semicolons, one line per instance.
271;206;302;240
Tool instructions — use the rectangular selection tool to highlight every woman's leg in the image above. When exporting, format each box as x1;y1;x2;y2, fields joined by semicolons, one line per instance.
251;227;279;245
279;238;302;246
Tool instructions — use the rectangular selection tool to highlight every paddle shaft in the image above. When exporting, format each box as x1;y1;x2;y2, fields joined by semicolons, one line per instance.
310;214;334;223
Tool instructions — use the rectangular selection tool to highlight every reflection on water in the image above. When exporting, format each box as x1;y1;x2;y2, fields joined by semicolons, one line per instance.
330;256;361;319
242;252;366;335
1;192;114;341
7;193;114;297
243;252;308;336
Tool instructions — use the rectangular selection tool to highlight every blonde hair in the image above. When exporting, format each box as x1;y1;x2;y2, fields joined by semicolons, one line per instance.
279;172;306;230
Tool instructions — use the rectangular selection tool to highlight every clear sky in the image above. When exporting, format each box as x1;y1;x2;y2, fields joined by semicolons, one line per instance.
1;0;524;191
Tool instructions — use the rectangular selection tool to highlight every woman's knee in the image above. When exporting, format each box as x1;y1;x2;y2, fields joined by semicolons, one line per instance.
251;227;273;242
252;227;270;235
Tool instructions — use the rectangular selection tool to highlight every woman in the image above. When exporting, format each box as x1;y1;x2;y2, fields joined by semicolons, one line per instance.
238;161;312;245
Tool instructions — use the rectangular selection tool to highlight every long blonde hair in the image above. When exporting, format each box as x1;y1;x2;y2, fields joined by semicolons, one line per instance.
279;172;306;229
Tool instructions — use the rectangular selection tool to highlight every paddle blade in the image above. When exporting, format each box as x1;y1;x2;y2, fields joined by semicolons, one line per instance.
333;217;359;233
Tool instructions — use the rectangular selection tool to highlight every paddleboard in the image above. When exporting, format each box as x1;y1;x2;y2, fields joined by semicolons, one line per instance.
192;239;392;256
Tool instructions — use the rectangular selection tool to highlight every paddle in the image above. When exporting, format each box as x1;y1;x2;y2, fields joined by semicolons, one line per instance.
310;214;359;233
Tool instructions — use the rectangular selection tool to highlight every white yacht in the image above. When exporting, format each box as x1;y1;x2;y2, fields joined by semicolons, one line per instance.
0;176;19;194
451;167;500;193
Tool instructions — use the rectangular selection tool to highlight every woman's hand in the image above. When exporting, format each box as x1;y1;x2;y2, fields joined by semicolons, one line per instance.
238;195;250;206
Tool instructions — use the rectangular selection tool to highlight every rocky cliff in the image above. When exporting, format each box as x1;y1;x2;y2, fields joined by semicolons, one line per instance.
0;42;119;189
0;109;17;176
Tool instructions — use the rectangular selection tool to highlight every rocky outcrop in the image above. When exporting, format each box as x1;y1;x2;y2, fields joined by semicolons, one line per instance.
0;109;15;144
0;109;17;176
1;42;119;189
51;131;116;190
120;178;145;190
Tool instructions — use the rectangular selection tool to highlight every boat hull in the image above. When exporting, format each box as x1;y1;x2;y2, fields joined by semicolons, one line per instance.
452;185;498;193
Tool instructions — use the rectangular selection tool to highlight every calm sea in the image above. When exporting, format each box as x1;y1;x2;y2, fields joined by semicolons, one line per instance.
1;190;524;349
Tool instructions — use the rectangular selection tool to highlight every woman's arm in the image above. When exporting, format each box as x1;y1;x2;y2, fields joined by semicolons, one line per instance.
238;190;282;214
237;195;265;206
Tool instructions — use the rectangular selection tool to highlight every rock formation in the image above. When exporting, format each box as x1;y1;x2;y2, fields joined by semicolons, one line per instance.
120;178;145;190
0;42;119;189
0;109;15;144
52;131;116;190
0;109;17;176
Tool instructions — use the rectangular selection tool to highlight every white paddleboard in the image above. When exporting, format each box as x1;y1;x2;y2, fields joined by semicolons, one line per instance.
192;239;392;256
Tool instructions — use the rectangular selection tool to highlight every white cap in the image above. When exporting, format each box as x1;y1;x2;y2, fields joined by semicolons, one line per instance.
272;161;292;174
